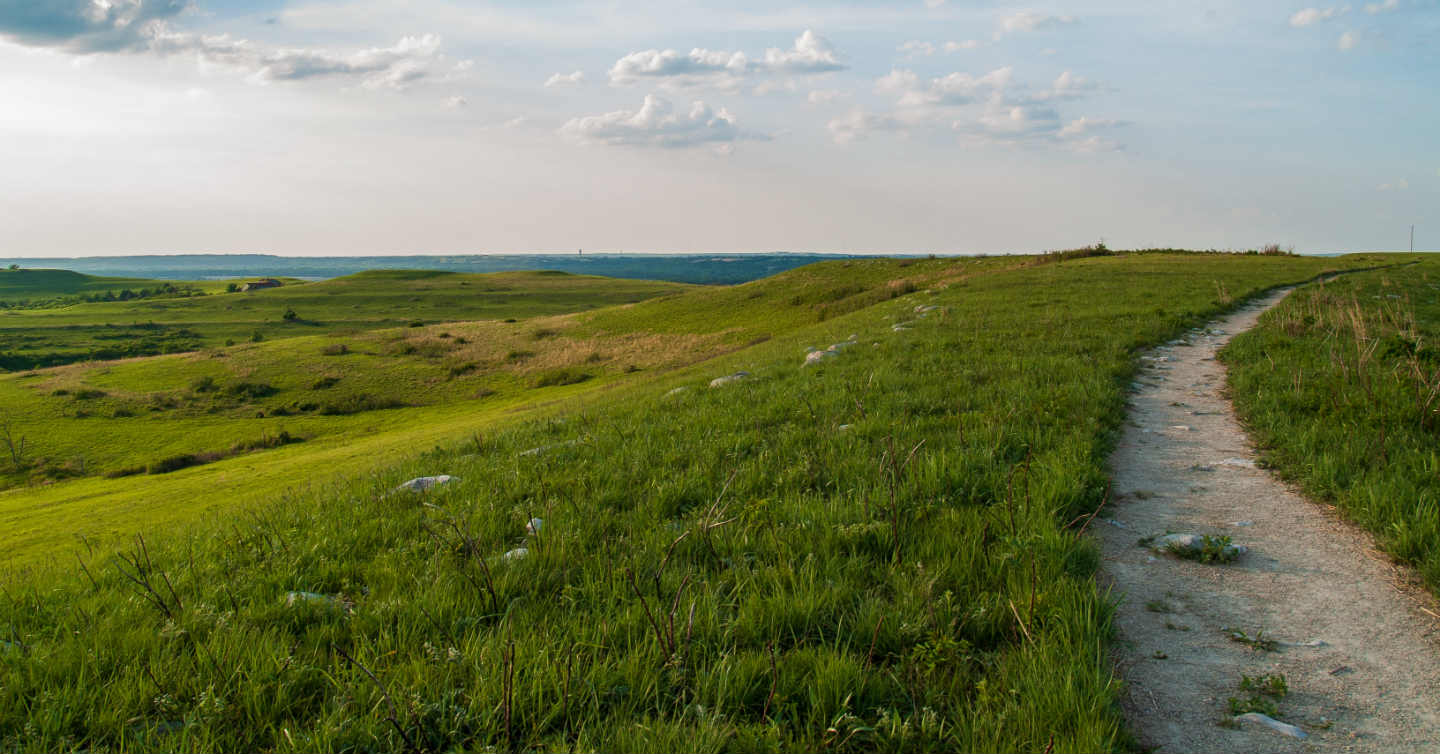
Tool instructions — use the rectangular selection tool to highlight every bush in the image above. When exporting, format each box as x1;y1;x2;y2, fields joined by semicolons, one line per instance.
310;376;341;390
529;368;593;388
227;382;278;400
321;344;350;356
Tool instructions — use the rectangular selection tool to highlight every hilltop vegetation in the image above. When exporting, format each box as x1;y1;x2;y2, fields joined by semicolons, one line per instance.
0;251;1390;753
1225;256;1440;588
0;269;687;370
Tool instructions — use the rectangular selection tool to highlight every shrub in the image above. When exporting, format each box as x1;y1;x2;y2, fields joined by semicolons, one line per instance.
227;382;278;400
310;376;341;390
321;344;349;356
529;368;593;388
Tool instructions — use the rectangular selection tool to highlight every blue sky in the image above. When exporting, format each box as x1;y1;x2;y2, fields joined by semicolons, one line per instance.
0;0;1435;256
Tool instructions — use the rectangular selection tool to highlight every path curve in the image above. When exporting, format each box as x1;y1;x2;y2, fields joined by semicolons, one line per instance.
1098;287;1440;753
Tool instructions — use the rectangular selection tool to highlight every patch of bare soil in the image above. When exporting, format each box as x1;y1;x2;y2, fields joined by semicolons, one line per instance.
1098;288;1440;753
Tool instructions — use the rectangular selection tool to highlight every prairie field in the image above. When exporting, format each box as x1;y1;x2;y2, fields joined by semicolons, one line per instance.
0;251;1404;753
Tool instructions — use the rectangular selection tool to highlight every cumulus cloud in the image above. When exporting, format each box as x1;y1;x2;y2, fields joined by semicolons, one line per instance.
1289;6;1349;27
0;0;188;52
560;94;766;150
608;30;843;89
877;67;1013;108
1027;71;1102;101
1338;29;1359;49
151;31;444;89
995;11;1079;37
807;89;844;105
901;39;982;57
443;95;468;108
1364;0;1399;13
545;70;586;88
827;108;905;144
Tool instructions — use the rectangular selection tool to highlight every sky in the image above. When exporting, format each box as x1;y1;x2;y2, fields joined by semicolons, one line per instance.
0;1;1436;257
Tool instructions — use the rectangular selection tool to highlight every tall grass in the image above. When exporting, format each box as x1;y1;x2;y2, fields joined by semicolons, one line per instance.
0;253;1378;752
1224;258;1440;587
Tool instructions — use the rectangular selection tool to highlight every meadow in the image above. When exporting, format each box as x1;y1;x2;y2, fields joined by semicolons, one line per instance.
1224;255;1440;589
0;269;689;370
0;251;1393;752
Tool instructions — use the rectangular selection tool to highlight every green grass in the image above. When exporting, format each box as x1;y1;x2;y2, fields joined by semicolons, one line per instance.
1224;255;1440;590
0;268;225;304
0;269;690;370
0;252;1393;753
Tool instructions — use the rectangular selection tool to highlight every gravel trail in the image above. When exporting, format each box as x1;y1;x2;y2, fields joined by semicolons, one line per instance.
1098;288;1440;753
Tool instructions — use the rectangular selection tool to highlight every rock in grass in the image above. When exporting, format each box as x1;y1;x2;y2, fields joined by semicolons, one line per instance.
804;350;837;367
519;440;582;457
664;386;689;397
1234;712;1307;739
283;591;350;612
396;475;455;493
526;517;543;536
1150;533;1247;562
709;372;751;388
502;547;529;562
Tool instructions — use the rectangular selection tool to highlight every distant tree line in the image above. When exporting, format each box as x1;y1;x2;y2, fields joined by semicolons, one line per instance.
0;282;207;310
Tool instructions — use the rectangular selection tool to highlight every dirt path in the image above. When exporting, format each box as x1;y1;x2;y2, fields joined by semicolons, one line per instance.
1098;287;1440;753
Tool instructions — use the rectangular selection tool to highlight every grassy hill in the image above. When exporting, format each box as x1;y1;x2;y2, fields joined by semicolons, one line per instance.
0;252;1398;753
0;269;690;370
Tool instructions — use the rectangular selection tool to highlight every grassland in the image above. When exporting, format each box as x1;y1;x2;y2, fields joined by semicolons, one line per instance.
0;269;689;370
1224;255;1440;590
0;251;1396;753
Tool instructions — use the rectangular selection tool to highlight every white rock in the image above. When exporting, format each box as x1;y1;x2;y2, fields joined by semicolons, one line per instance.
526;517;543;536
804;350;837;367
1234;712;1307;740
520;440;581;457
1220;458;1257;469
709;371;751;388
503;547;529;562
396;475;455;493
665;386;689;397
837;424;853;431
284;591;348;612
1151;533;1247;560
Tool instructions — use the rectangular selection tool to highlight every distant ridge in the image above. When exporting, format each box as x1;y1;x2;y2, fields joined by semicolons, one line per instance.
0;253;876;285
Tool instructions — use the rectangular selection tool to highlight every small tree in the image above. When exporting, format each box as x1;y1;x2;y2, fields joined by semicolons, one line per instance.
6;264;17;271
226;283;239;293
282;308;298;321
1;414;28;471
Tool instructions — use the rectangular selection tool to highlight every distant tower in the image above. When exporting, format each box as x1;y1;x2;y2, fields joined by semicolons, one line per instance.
578;248;583;255
1411;226;1415;253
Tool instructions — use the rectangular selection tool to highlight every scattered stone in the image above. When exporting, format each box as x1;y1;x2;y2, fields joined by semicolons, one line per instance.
503;547;529;562
1232;520;1254;527
914;304;940;314
1190;464;1216;472
1330;665;1354;676
1105;518;1129;529
1234;712;1307;740
1169;425;1193;432
1149;533;1247;561
665;386;689;397
803;350;837;367
1278;639;1328;649
709;371;751;388
837;424;853;431
1220;458;1257;469
396;475;455;493
520;440;582;457
284;591;350;612
891;323;913;332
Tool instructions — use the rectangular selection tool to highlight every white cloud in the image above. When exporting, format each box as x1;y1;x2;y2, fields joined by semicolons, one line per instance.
0;0;189;53
807;89;845;105
443;95;468;108
827;108;904;144
1338;30;1359;49
1025;71;1103;102
877;67;1013;108
560;94;766;150
995;11;1079;37
923;0;946;8
1364;0;1400;13
1377;178;1409;190
899;40;936;57
608;30;843;89
945;40;981;52
545;70;586;88
1289;6;1349;27
150;31;445;90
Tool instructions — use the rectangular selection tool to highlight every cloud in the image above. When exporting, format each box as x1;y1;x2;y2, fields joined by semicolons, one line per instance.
1364;0;1399;13
1377;178;1409;190
995;11;1079;37
608;30;843;89
807;89;845;105
877;66;1013;108
923;0;946;8
1338;29;1359;49
560;94;767;150
545;70;586;88
150;31;444;89
901;39;982;57
0;0;189;52
1025;71;1102;102
827;108;905;144
1289;6;1349;27
443;95;468;108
